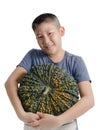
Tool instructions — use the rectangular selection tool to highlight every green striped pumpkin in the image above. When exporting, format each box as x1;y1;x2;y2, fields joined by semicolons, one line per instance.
18;63;79;115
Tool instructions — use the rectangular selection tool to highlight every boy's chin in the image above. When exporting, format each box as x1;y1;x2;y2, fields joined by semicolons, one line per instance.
42;49;51;54
45;49;56;55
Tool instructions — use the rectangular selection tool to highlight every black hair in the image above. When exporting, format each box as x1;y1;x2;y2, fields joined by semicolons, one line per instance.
32;13;60;31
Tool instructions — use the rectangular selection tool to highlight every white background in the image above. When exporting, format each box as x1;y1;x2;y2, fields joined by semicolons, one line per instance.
0;0;98;129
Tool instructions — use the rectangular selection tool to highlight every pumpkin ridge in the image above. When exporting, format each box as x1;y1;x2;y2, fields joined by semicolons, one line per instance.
53;91;71;109
55;90;78;103
49;93;64;115
37;95;47;113
45;94;53;114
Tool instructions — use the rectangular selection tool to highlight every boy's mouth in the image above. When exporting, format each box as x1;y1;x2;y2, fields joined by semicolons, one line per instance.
44;44;54;51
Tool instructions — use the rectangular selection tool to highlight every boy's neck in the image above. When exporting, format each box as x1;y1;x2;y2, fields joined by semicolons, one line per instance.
49;49;65;63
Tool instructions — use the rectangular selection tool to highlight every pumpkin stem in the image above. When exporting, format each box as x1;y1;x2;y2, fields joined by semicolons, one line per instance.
43;86;51;95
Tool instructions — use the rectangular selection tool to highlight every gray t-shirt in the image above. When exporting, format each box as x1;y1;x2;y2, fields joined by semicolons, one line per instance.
17;49;91;83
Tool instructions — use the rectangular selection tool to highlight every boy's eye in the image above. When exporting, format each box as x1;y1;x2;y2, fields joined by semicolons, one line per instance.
37;35;43;39
48;32;53;36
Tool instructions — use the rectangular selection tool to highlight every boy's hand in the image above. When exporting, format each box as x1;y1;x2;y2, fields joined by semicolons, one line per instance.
20;111;40;124
29;112;62;130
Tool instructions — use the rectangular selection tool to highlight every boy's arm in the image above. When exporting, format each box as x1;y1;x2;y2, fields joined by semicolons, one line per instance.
58;81;94;124
5;66;39;123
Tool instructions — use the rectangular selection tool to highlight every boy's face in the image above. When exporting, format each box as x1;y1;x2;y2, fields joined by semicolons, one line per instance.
34;22;65;56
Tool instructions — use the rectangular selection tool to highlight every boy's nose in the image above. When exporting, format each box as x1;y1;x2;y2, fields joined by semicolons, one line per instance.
44;37;50;46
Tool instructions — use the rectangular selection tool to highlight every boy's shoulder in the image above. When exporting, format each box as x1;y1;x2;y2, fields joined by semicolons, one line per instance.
66;51;81;59
27;48;46;55
65;51;84;65
28;48;42;53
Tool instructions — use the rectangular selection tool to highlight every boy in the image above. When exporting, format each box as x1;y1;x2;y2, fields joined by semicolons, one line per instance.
5;13;94;130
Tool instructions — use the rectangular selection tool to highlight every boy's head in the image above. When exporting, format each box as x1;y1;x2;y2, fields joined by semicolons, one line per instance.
32;13;61;31
31;13;65;57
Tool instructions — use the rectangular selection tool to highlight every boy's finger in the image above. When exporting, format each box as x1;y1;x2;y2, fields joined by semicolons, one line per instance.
37;112;44;118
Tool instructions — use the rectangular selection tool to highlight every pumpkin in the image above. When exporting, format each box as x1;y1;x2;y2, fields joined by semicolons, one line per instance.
18;63;79;116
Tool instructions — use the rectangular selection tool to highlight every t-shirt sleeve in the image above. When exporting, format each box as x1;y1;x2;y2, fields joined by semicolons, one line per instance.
73;56;91;83
17;49;33;72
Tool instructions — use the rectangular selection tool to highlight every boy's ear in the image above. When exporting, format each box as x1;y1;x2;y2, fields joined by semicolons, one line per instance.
60;26;65;36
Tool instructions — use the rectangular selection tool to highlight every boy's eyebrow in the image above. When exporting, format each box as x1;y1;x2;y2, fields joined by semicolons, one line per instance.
36;33;42;36
36;30;54;37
